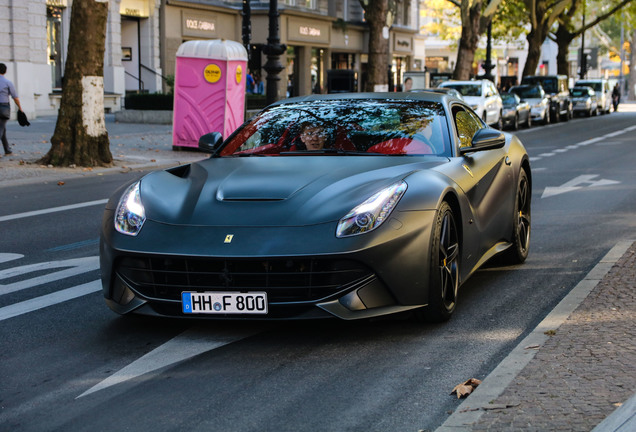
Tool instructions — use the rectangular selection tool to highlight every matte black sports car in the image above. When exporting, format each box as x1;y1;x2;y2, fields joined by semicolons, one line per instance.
100;93;531;322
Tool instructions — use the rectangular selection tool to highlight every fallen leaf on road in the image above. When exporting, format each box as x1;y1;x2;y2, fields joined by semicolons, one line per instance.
544;330;556;336
482;403;520;410
451;378;482;398
57;181;65;186
150;159;156;162
525;344;540;350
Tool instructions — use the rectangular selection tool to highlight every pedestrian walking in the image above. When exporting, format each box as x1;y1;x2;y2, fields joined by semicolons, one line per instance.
612;83;621;112
0;62;23;156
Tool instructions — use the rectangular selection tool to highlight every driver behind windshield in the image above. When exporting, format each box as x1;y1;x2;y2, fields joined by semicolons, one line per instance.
299;122;329;151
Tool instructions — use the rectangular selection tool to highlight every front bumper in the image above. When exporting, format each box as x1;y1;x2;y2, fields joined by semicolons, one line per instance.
100;209;436;320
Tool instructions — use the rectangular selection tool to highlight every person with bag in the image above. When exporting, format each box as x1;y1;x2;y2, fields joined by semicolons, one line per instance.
0;62;23;156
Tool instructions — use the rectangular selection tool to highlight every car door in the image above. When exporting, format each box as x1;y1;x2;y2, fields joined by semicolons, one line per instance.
447;105;515;273
485;81;502;124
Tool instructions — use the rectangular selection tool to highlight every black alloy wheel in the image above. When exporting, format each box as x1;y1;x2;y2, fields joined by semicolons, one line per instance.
416;201;460;322
503;169;531;264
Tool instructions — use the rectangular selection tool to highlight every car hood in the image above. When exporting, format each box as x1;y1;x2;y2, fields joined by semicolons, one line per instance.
524;98;546;105
139;156;448;227
461;96;483;106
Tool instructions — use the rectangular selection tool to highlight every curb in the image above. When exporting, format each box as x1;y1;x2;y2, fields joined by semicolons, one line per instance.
435;239;636;431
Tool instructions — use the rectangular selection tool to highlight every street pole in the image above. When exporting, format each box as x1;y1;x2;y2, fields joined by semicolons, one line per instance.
241;0;251;63
579;0;587;79
263;0;286;105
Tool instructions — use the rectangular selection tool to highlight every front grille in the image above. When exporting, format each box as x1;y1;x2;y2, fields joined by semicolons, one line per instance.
115;256;373;304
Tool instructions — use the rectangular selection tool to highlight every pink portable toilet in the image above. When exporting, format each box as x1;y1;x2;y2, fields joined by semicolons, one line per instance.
173;39;248;149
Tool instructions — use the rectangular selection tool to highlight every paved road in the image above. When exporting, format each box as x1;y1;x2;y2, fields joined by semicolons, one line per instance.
1;105;635;431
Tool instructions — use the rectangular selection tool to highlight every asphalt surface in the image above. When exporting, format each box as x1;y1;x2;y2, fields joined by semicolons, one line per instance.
1;107;634;432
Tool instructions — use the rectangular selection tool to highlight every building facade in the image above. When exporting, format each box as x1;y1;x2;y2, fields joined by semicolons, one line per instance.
2;0;422;119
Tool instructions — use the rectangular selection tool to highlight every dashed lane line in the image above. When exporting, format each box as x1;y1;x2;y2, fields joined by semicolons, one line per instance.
0;199;108;223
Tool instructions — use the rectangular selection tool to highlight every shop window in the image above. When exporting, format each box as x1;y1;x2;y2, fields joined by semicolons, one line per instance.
284;0;316;8
47;6;63;89
332;53;355;70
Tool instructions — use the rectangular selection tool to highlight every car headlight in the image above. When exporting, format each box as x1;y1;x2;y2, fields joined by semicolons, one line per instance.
115;181;146;236
336;181;407;238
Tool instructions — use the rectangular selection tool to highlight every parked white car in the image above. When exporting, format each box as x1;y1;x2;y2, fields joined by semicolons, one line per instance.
439;79;503;129
575;79;611;114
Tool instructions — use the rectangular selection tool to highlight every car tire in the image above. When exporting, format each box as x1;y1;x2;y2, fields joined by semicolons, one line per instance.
496;112;503;130
502;169;531;264
512;114;519;131
415;201;460;322
526;113;532;128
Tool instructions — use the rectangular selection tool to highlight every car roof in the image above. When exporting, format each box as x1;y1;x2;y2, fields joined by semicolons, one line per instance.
439;80;485;86
269;92;449;107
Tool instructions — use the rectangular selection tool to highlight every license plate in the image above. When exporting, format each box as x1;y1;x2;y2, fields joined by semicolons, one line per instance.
182;292;268;315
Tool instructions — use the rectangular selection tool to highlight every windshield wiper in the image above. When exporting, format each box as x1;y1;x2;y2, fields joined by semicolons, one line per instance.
279;149;368;156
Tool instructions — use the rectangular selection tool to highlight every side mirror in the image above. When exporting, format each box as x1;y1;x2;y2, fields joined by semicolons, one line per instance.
198;132;224;154
460;128;505;154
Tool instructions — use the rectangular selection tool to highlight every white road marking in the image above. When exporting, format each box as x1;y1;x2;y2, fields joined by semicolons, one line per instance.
542;174;621;198
0;280;100;321
0;257;99;296
0;253;23;264
77;326;260;398
529;124;633;164
0;199;108;222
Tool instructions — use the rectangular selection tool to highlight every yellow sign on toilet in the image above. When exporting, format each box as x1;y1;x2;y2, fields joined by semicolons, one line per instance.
204;64;221;84
236;65;243;84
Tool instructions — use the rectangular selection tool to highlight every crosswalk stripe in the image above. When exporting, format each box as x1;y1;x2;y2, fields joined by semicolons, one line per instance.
0;280;101;321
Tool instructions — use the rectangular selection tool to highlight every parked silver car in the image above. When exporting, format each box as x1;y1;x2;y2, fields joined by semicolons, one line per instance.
509;85;551;125
570;86;599;117
575;79;611;114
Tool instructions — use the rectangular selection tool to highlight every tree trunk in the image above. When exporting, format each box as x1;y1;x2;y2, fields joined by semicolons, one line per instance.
453;3;481;80
522;28;547;77
361;0;390;91
41;0;112;167
555;25;576;77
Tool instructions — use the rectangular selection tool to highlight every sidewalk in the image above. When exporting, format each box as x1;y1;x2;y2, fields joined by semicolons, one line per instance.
0;113;206;187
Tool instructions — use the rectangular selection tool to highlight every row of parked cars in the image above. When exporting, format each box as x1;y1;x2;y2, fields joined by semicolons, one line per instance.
419;76;612;131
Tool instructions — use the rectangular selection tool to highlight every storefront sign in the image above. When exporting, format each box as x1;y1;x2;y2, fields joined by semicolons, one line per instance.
120;0;149;18
393;35;412;53
182;11;218;38
288;17;330;44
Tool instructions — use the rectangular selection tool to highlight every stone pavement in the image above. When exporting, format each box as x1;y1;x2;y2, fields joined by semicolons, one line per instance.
437;240;636;432
1;110;635;432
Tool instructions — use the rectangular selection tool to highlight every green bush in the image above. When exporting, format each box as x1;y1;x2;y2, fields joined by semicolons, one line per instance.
125;93;174;110
246;94;268;110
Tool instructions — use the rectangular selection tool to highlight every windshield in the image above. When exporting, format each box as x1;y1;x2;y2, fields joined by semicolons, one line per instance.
511;86;544;99
442;84;482;97
571;88;592;98
219;100;452;157
577;81;601;92
523;77;557;93
501;94;518;106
